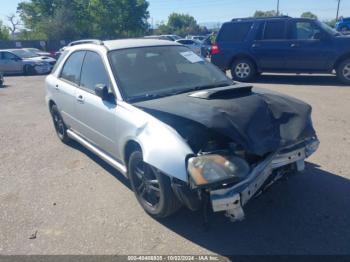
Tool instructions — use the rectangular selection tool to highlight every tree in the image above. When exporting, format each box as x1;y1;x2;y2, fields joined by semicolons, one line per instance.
253;10;278;17
6;14;22;39
0;20;10;40
88;0;150;39
301;12;318;19
156;13;209;37
17;0;150;40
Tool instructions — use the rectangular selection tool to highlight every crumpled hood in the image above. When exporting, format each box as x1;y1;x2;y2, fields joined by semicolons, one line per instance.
134;85;316;156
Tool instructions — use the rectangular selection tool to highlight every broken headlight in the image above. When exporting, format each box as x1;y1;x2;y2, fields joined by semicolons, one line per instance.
187;154;250;187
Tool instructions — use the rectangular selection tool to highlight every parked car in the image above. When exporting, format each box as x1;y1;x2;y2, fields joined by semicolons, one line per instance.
336;17;350;33
211;16;350;84
144;35;181;41
175;39;203;56
0;72;3;87
0;49;55;75
24;48;53;58
187;35;207;41
45;39;319;221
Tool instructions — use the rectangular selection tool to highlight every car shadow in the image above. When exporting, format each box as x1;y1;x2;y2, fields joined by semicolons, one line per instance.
65;141;350;255
67;140;131;189
252;74;346;87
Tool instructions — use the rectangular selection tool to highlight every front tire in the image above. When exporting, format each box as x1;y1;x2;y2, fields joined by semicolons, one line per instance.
337;59;350;85
24;65;36;76
231;58;257;82
128;151;181;218
50;104;70;143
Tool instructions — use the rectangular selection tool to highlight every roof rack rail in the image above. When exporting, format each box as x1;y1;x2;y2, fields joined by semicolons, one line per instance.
68;39;104;46
231;16;291;21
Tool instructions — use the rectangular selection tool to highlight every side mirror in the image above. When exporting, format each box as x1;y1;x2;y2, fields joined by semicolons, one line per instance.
95;84;115;102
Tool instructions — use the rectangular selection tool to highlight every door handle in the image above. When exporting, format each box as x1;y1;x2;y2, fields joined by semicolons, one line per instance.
252;43;260;48
76;94;85;103
290;43;299;48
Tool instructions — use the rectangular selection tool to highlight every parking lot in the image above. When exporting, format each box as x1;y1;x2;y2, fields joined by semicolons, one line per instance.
0;74;350;255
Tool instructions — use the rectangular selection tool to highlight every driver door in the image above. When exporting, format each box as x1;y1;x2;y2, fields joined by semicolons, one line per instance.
285;20;334;70
1;52;23;73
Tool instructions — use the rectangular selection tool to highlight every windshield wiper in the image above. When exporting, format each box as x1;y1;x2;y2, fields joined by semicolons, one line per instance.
128;81;234;102
166;81;234;96
127;93;168;103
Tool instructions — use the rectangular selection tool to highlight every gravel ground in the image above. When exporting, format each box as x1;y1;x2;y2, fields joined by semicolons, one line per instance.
0;74;349;255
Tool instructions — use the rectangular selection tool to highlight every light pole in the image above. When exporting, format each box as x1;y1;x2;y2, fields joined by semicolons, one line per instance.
276;0;280;16
336;0;341;21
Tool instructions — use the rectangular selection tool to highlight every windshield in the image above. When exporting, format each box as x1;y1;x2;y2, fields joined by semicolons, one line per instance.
108;46;233;102
11;49;38;58
318;21;340;36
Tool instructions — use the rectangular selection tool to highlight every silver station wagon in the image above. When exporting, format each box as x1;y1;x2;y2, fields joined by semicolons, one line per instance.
45;39;319;222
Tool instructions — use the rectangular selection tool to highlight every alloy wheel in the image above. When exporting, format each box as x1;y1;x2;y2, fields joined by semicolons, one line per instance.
235;63;251;79
133;161;161;210
343;63;350;81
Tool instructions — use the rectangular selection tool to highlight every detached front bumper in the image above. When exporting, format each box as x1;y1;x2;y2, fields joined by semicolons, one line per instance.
210;139;320;222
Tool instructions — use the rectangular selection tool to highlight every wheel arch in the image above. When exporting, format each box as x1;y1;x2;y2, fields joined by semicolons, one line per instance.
124;140;142;167
334;53;350;70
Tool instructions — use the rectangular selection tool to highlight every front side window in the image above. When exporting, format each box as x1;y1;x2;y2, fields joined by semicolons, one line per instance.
109;46;232;102
80;51;110;92
263;21;286;40
60;51;85;85
292;22;321;40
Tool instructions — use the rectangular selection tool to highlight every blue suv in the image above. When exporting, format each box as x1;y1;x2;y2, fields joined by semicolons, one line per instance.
336;17;350;33
211;16;350;84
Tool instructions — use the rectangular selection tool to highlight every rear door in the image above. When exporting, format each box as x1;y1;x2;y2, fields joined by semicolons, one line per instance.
56;51;86;128
285;20;334;70
251;20;289;70
74;51;118;158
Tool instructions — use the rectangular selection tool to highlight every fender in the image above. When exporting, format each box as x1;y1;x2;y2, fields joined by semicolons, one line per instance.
117;102;194;182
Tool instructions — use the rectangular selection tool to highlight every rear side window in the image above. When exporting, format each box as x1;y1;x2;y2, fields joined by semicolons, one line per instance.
80;51;110;92
263;21;286;40
218;22;253;42
60;51;85;85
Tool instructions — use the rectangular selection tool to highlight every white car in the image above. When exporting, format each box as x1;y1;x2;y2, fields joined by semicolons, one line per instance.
175;39;203;56
0;49;56;75
45;39;319;222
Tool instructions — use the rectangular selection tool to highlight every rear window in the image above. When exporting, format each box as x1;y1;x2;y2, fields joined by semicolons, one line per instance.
218;22;253;42
263;21;286;40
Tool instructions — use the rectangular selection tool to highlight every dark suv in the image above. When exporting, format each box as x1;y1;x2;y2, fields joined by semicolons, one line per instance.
211;16;350;84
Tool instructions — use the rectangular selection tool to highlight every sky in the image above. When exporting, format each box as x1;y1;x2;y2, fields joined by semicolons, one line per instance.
1;0;349;27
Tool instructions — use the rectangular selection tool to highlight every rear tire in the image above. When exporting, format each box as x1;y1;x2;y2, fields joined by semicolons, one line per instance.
231;58;257;82
128;151;181;218
337;59;350;85
50;104;70;144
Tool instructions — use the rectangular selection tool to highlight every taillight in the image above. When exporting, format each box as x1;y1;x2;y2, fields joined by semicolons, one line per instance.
211;44;220;55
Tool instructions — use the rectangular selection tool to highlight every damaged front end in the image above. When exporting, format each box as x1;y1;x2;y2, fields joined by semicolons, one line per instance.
189;138;320;222
134;85;320;222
